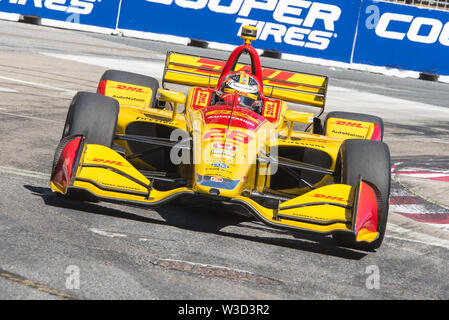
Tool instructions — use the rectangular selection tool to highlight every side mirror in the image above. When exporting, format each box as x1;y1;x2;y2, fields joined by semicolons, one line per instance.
284;110;314;139
156;88;186;120
156;88;186;105
284;110;314;124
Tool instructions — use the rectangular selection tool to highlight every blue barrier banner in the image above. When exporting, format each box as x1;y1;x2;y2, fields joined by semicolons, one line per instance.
118;0;362;63
353;0;449;75
0;0;121;29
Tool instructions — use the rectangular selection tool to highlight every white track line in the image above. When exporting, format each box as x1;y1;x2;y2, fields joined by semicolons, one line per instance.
89;228;127;239
0;75;76;95
390;204;449;214
39;52;165;79
0;166;50;180
387;223;449;249
0;110;60;123
0;87;18;93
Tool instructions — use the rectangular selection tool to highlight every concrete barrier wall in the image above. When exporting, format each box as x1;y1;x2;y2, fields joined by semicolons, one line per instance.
1;0;448;76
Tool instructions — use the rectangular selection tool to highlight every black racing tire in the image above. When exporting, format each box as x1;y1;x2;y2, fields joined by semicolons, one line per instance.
99;70;160;109
332;139;391;250
62;92;119;148
324;111;384;141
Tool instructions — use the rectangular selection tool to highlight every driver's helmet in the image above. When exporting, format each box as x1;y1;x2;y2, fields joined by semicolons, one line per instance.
220;71;260;110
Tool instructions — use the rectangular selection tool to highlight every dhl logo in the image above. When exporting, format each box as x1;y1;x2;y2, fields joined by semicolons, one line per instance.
174;57;322;92
113;85;146;93
313;194;345;202
335;120;365;128
91;158;125;167
192;58;320;91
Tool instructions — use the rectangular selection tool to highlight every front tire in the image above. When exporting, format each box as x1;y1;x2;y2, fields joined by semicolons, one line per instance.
333;139;391;250
62;92;119;147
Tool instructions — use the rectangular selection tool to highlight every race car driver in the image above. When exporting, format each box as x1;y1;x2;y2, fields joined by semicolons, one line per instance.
214;71;263;114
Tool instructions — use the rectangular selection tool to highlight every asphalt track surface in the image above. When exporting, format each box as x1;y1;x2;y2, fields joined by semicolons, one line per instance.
1;20;449;300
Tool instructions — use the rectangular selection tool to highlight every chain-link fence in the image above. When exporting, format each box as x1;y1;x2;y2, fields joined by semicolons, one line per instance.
385;0;449;10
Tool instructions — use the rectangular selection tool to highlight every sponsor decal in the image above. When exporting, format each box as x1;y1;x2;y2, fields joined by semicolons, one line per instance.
312;193;345;202
104;80;152;108
91;158;125;167
335;120;365;128
112;95;146;103
375;11;449;46
7;0;99;15
211;162;230;169
146;0;343;51
262;99;281;123
286;140;326;149
212;143;237;151
201;106;264;131
210;176;224;183
211;149;236;158
194;90;211;107
196;174;240;190
331;130;365;139
203;111;233;127
203;128;252;144
288;212;328;221
226;79;259;93
100;181;141;191
263;101;278;118
183;57;322;92
113;84;146;93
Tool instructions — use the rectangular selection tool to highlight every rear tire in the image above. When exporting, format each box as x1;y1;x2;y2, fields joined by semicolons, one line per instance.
332;139;391;250
62;92;119;147
324;111;384;141
98;70;160;109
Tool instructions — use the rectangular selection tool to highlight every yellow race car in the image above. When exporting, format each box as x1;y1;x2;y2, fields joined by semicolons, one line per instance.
50;26;391;250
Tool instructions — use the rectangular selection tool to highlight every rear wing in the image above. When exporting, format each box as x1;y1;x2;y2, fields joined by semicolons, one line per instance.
162;51;328;109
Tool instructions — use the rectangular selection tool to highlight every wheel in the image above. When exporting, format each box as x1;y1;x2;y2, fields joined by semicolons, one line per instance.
333;139;391;250
56;92;119;201
62;92;119;147
97;70;160;109
324;111;384;141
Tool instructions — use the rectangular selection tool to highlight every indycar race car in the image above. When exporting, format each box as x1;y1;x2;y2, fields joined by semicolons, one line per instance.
50;26;391;250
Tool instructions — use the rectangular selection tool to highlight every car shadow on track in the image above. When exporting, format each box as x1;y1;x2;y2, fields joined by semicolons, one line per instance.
25;184;368;260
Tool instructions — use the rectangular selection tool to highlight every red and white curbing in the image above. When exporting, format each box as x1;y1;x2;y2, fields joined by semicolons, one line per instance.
392;162;449;182
390;162;449;231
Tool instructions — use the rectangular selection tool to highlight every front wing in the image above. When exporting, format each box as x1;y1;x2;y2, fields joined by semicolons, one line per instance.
51;136;380;244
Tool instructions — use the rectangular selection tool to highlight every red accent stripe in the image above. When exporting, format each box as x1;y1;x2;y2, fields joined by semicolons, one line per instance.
355;182;378;234
429;176;449;182
394;170;439;175
389;196;427;205
52;137;82;192
97;80;107;95
370;123;382;141
394;212;449;224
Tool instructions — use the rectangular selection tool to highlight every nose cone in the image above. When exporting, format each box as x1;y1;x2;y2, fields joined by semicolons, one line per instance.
192;105;271;197
193;134;256;197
